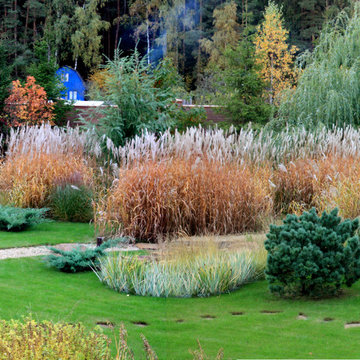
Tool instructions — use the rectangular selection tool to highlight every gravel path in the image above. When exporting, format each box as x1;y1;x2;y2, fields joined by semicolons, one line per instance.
0;243;140;260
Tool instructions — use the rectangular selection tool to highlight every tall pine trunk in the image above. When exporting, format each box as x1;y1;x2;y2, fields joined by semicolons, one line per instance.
115;0;120;49
24;3;29;45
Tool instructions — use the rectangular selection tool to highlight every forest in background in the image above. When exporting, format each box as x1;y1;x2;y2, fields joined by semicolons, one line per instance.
0;0;351;89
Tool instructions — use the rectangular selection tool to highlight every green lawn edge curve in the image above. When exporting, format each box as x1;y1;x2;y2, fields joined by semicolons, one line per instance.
0;222;94;248
0;257;360;359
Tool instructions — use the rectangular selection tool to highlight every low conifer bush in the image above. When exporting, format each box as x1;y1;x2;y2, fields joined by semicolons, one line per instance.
0;205;48;231
265;208;360;297
45;239;125;273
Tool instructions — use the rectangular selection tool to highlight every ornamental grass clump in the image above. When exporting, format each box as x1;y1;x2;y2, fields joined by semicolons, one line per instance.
0;153;93;208
265;208;360;298
48;184;93;222
94;242;264;297
98;159;272;241
0;317;111;360
272;156;360;215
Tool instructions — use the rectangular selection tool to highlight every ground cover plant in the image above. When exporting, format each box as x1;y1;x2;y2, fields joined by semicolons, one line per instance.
0;222;94;249
0;205;48;231
2;255;360;359
265;208;360;297
95;241;265;297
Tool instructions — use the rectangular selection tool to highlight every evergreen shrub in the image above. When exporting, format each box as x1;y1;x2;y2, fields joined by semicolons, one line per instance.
265;208;360;297
0;206;48;231
45;239;125;273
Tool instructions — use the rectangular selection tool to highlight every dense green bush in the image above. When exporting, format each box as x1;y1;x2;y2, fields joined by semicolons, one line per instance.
87;49;177;147
48;185;93;223
265;208;360;297
45;239;125;273
0;206;48;231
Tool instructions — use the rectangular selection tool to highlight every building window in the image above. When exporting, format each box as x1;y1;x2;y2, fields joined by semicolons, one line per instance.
73;91;77;100
61;73;69;82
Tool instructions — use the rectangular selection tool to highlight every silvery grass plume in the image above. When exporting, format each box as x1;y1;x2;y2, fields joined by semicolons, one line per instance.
5;123;104;158
112;125;360;168
6;123;360;166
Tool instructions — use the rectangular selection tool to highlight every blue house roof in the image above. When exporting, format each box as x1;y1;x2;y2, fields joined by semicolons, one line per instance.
56;66;86;101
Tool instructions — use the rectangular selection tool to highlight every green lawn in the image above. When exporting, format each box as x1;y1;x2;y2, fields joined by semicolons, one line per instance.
1;257;360;359
0;222;94;248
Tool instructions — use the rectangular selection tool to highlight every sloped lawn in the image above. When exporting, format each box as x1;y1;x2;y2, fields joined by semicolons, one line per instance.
0;222;94;248
0;257;360;359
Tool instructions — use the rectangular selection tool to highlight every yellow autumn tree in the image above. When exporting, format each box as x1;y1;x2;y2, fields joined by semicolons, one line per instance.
254;1;297;104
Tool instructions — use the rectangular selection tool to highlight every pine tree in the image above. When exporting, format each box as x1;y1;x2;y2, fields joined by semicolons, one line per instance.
254;1;297;104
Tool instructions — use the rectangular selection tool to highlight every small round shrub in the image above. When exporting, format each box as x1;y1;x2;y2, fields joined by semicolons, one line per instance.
265;208;360;297
49;184;93;223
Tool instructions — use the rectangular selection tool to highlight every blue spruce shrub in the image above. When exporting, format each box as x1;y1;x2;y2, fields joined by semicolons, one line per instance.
265;208;360;297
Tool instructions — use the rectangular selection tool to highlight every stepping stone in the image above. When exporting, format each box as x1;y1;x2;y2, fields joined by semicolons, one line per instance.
132;321;148;327
345;321;360;329
96;321;114;329
297;313;308;320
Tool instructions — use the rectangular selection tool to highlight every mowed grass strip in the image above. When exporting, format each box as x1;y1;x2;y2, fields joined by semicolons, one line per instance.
0;257;360;359
0;222;94;249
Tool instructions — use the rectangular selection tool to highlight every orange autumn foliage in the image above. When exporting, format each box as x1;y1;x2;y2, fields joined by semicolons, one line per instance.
4;76;54;126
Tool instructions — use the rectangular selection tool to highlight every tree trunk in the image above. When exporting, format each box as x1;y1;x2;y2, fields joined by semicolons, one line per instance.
33;9;37;40
196;0;202;76
24;3;29;44
146;16;151;64
182;0;186;74
14;0;18;77
114;0;120;49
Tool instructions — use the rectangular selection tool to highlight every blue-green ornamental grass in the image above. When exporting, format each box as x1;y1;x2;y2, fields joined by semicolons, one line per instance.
94;244;265;298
